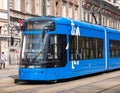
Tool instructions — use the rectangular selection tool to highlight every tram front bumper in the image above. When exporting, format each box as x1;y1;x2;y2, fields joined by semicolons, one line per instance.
19;68;47;81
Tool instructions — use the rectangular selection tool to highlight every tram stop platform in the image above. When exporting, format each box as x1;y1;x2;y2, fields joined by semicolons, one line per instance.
0;64;18;84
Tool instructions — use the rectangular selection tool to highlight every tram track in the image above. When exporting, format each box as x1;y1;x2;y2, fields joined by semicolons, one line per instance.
96;84;120;93
32;74;120;93
59;75;120;93
0;70;120;93
20;71;120;93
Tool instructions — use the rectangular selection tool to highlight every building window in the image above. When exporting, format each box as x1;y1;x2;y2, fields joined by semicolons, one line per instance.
56;1;59;16
62;2;66;17
87;12;90;22
74;6;78;20
118;21;120;30
68;4;72;18
84;11;87;22
89;13;92;23
14;0;21;11
25;0;31;13
0;0;7;10
84;11;91;23
106;17;109;27
108;0;111;2
116;21;119;30
96;14;99;24
103;16;107;26
46;0;51;16
110;19;114;28
35;0;40;15
0;0;3;9
0;26;1;34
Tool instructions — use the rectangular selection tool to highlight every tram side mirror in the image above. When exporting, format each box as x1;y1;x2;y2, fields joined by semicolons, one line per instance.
11;37;14;46
42;31;45;39
43;23;55;31
43;26;49;31
50;23;55;31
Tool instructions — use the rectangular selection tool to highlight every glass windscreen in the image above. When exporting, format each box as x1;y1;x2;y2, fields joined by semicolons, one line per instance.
21;34;46;60
23;20;55;31
27;22;46;30
20;34;67;68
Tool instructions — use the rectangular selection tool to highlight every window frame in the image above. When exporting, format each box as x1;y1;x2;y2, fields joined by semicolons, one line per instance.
69;35;103;60
110;40;120;58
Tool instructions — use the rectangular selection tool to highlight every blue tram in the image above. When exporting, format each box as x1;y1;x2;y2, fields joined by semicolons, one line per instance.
19;16;120;81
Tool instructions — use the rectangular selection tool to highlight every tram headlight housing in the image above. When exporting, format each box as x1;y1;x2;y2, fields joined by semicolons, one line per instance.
19;65;25;68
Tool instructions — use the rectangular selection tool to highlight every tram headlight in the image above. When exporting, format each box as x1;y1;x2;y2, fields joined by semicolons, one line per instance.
34;65;41;68
19;65;25;68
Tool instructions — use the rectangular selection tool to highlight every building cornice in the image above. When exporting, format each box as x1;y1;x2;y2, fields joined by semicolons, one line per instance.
0;18;8;23
10;9;38;19
85;0;120;15
0;9;8;13
83;0;120;20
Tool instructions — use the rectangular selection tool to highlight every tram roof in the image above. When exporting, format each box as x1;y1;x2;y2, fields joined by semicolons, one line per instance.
24;16;120;33
52;17;104;32
52;17;120;33
105;27;120;34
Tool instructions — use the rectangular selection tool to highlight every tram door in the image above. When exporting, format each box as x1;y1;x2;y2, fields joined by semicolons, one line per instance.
46;35;67;80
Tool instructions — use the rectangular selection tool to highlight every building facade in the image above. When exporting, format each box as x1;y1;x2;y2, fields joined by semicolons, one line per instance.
44;0;79;20
0;0;9;66
80;0;120;30
0;0;120;65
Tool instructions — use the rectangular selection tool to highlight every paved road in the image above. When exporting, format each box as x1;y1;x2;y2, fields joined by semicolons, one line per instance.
0;65;18;78
0;67;120;93
0;65;18;85
101;86;120;93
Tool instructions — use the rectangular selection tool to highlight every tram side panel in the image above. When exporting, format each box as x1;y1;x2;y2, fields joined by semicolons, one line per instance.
68;26;106;78
46;23;70;80
107;29;120;70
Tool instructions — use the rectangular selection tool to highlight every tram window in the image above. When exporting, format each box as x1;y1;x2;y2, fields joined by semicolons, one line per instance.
27;23;33;30
110;40;120;58
46;35;67;67
69;36;103;60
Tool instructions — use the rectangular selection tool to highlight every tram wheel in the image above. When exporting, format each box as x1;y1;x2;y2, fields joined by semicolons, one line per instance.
49;80;57;84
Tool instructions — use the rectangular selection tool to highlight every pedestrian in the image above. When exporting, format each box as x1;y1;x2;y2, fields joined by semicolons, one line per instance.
0;52;7;69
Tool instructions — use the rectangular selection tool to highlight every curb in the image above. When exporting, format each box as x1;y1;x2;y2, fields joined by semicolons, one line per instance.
0;75;18;84
0;77;15;84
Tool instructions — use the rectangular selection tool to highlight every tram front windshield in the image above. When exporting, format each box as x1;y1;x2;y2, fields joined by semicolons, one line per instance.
20;34;67;68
